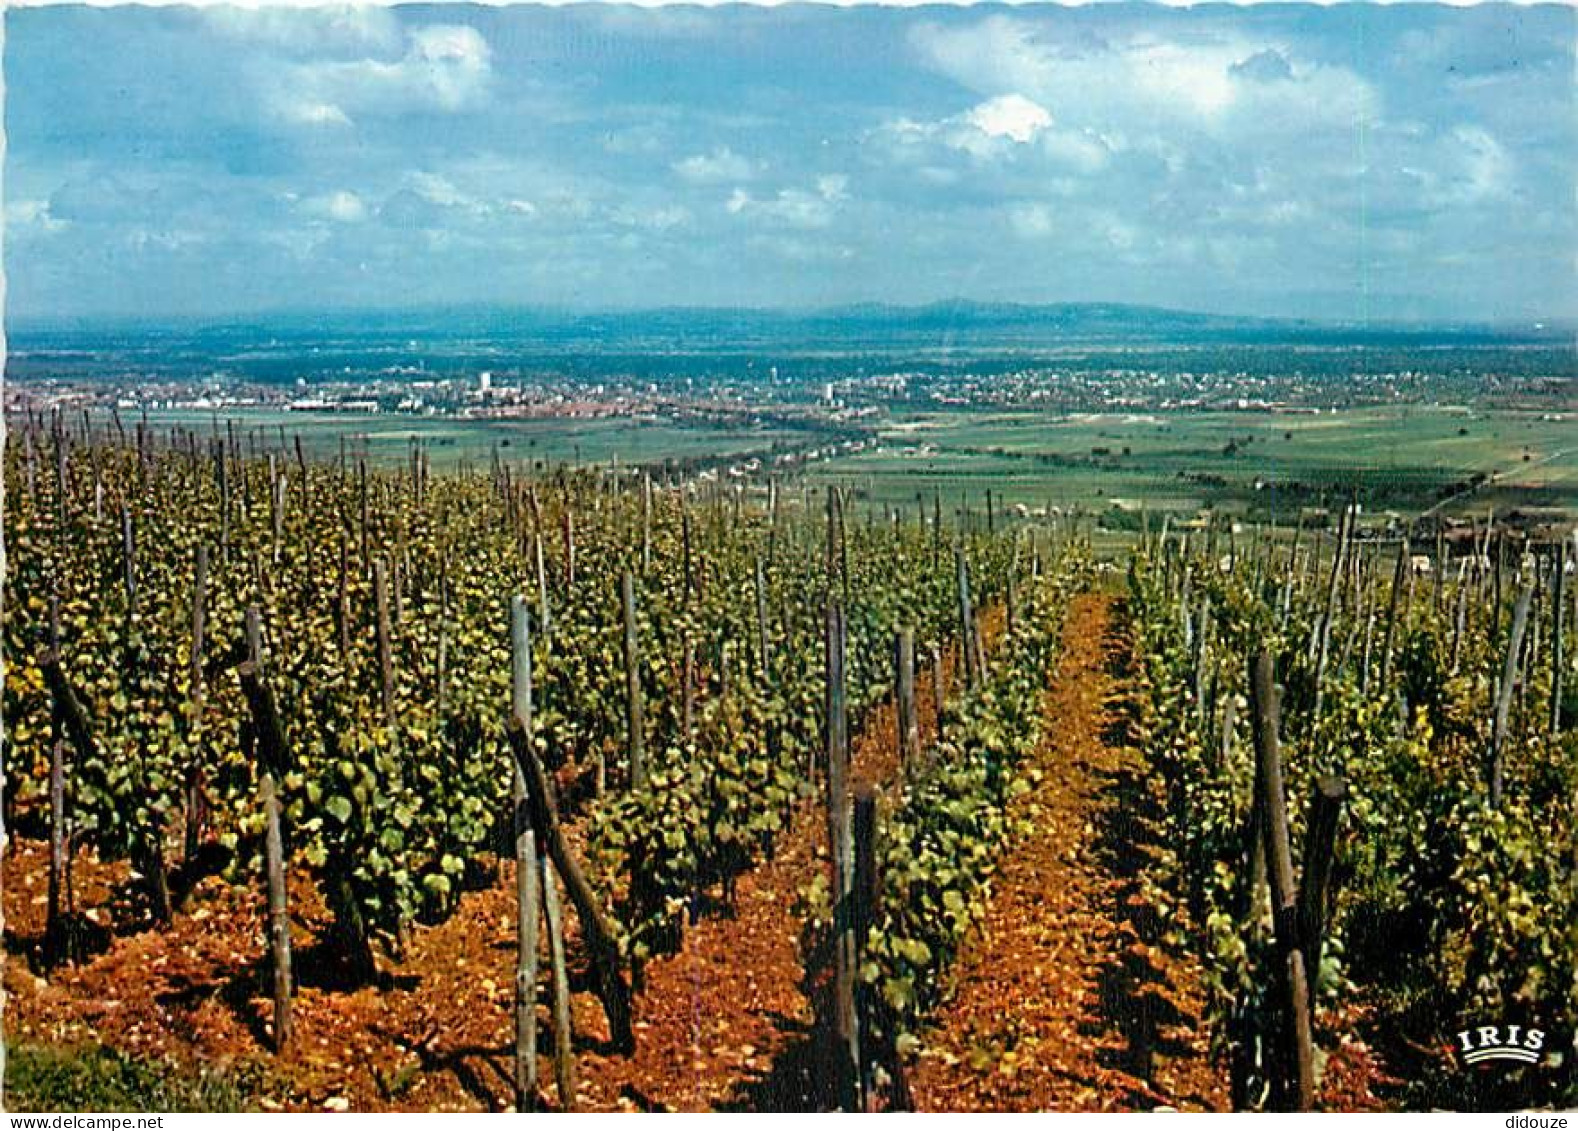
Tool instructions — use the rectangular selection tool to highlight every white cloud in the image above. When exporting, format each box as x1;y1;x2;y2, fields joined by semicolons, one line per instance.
408;172;471;208
609;204;691;231
302;190;367;223
726;178;847;229
266;21;493;127
966;94;1052;143
673;146;759;183
1449;125;1512;202
911;17;1377;138
6;198;69;234
406;25;492;111
204;6;403;57
280;100;352;128
877;96;1108;172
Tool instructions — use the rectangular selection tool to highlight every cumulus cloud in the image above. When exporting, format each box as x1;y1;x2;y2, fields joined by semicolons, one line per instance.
6;4;1570;320
726;176;849;229
878;94;1110;172
911;16;1378;137
265;21;493;128
966;94;1053;143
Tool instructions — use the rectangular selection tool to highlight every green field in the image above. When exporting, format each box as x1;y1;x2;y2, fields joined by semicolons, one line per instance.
805;405;1578;525
135;408;803;473
97;403;1578;532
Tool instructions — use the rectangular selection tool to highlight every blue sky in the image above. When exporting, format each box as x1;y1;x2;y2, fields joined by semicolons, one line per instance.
4;3;1573;323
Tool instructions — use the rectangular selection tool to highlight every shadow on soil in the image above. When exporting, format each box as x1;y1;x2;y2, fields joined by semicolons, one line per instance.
1078;605;1208;1109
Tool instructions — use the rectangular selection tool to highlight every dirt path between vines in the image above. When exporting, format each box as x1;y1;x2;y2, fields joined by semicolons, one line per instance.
908;593;1228;1112
3;615;996;1113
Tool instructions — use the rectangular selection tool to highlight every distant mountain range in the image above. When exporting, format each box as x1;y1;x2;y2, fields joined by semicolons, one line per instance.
9;301;1569;385
15;299;1568;349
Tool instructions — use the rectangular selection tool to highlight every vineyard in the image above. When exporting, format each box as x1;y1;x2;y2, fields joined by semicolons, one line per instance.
1;414;1574;1112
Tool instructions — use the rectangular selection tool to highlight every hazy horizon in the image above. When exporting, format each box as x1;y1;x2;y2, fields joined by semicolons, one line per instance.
7;296;1571;339
6;3;1574;325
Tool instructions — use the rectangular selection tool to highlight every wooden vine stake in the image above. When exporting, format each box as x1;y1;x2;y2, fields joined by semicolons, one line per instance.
932;646;947;732
622;570;647;790
186;544;209;865
1553;541;1567;738
1247;649;1313;1111
503;716;634;1053
955;548;978;690
1379;538;1408;688
1489;578;1535;808
44;599;71;967
825;599;859;1110
509;596;541;1110
542;863;577;1110
895;628;920;774
236;605;294;1054
1298;776;1347;1012
851;783;880;1110
373;558;399;745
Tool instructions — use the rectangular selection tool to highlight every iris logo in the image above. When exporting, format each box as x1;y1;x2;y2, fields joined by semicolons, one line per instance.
1456;1024;1545;1066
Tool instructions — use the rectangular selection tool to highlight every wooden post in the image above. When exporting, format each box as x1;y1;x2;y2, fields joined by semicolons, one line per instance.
1379;538;1408;688
683;504;695;597
1451;564;1470;675
932;646;946;733
755;556;771;678
535;532;551;636
1298;776;1346;1011
542;864;577;1111
336;530;352;661
268;453;282;564
373;558;399;744
186;545;209;864
1193;594;1212;734
237;606;294;1055
503;717;634;1052
510;596;539;1111
1248;651;1314;1111
622;571;647;790
851;784;879;1111
1312;505;1349;722
956;548;978;690
1492;532;1504;646
562;509;576;588
1489;579;1534;809
932;489;942;568
895;628;920;773
641;473;652;575
1552;544;1566;737
682;636;696;748
825;600;858;1110
45;599;70;966
120;503;137;612
359;459;369;571
1217;689;1237;774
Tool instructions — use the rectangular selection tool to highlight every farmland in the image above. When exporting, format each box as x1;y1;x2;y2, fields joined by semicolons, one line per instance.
8;0;1576;1114
809;404;1578;522
3;389;1574;1112
4;306;1576;1115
